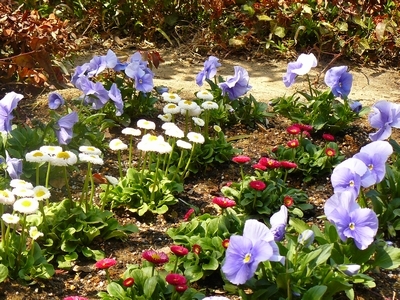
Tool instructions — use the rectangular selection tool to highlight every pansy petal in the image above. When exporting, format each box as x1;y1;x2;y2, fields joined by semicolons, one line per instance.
243;219;274;243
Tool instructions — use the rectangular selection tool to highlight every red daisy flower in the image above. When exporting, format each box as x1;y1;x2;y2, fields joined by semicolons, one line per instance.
286;125;301;135
212;196;236;208
249;180;267;191
166;273;187;286
232;155;251;164
252;163;267;171
222;239;230;249
259;157;281;168
123;277;135;287
297;124;313;132
94;258;117;269
325;148;336;157
170;245;189;257
322;133;335;141
192;244;202;255
175;285;188;292
280;161;298;169
183;208;195;221
142;250;169;265
287;139;299;148
283;195;294;207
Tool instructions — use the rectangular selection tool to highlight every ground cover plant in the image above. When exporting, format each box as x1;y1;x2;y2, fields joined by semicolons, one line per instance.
0;49;400;300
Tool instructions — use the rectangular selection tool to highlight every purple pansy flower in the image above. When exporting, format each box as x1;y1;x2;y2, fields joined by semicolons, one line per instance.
0;92;24;133
270;205;288;242
324;191;378;250
71;64;90;86
283;53;317;87
219;66;252;100
349;101;362;114
221;219;283;285
353;141;393;188
55;112;78;145
86;55;107;77
196;56;221;86
108;83;124;116
368;100;400;141
331;157;367;199
5;151;22;179
324;66;353;98
76;77;109;110
48;92;65;110
125;61;154;93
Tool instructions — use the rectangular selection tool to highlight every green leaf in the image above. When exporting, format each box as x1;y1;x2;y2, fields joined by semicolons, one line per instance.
302;285;327;300
0;264;8;283
143;276;160;298
274;26;286;38
374;245;400;269
289;218;310;233
107;282;129;299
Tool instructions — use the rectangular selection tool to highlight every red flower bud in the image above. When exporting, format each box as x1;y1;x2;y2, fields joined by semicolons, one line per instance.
170;245;189;257
212;196;236;208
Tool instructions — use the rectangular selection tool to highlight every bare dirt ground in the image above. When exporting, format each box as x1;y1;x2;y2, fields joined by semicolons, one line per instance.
2;46;400;299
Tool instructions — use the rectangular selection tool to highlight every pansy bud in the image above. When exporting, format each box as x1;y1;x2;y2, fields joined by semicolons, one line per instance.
338;264;361;276
298;229;314;247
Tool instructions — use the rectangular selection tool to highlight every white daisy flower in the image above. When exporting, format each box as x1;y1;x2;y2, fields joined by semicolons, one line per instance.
137;119;156;130
192;117;205;127
161;122;179;131
121;127;142;136
163;103;181;115
0;190;15;205
213;125;222;132
50;151;78;166
181;105;202;117
13;198;39;214
156;141;173;154
1;213;20;225
79;153;104;165
187;132;205;144
105;175;119;186
176;140;192;150
12;187;35;198
162;92;181;103
25;150;50;163
33;186;51;201
178;100;198;111
29;226;44;240
39;145;63;156
109;138;128;151
165;128;184;138
137;134;165;152
196;90;214;101
158;113;172;122
79;146;102;155
10;179;34;189
201;101;219;110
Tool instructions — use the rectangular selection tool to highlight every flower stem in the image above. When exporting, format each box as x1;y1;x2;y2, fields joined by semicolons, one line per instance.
117;150;123;179
63;166;72;200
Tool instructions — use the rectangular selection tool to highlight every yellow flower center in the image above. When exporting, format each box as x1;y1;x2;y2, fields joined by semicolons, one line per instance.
349;222;355;230
35;190;45;197
87;147;95;151
170;95;176;99
33;152;44;157
349;180;354;187
57;152;71;159
151;253;160;260
167;104;176;108
149;135;158;141
368;164;373;170
22;200;32;207
243;253;251;263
